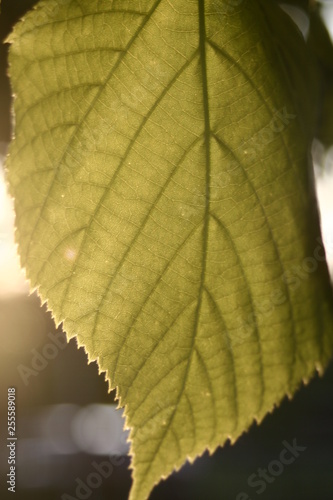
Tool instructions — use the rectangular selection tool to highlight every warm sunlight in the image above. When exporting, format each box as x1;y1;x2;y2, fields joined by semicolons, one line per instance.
0;150;28;296
315;146;333;276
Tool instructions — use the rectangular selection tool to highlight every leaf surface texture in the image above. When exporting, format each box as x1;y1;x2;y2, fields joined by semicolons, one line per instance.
6;1;333;498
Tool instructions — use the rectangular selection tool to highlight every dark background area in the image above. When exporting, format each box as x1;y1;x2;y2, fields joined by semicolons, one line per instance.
1;1;333;499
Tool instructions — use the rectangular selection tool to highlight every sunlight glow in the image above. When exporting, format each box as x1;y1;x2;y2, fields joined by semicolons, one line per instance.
322;2;333;40
315;146;333;276
0;150;28;297
71;404;130;455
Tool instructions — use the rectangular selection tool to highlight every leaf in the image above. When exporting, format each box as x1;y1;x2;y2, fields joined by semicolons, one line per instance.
6;1;333;499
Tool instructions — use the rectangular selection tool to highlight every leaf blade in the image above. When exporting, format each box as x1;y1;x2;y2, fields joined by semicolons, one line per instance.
6;1;333;499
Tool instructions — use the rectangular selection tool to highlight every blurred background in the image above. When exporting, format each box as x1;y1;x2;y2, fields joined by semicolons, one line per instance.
1;1;333;499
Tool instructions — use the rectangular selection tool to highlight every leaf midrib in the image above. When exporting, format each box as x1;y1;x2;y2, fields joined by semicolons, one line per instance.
135;0;212;487
195;0;211;339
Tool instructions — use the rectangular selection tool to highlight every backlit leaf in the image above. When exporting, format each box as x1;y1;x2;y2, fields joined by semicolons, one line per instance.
6;1;333;499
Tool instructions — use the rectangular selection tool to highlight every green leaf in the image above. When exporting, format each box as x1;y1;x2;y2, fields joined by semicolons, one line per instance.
6;1;333;499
